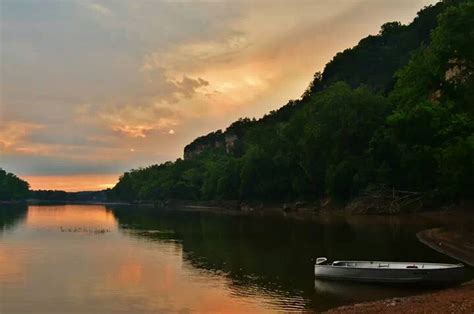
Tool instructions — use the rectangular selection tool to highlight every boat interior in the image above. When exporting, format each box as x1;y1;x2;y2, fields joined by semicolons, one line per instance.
330;261;461;269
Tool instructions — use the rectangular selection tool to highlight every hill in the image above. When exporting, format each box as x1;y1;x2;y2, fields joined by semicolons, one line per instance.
184;0;448;160
108;0;473;208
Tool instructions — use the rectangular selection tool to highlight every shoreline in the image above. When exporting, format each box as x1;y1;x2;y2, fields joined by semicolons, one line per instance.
417;228;474;267
25;200;132;206
10;198;472;225
7;199;474;266
325;280;474;313
7;194;471;216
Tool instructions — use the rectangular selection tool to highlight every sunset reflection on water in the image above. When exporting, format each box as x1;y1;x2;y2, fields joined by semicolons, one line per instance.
0;205;297;313
1;204;456;312
26;205;117;228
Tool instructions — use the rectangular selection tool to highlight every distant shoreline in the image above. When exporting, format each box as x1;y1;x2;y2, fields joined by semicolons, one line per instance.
0;200;27;205
16;197;472;217
25;200;132;206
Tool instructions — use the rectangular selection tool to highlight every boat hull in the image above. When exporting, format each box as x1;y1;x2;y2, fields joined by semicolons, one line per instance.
314;264;465;284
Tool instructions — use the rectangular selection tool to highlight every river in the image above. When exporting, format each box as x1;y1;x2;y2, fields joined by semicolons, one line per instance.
0;204;468;312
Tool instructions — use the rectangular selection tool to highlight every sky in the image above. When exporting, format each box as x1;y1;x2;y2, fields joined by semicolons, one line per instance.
1;0;436;191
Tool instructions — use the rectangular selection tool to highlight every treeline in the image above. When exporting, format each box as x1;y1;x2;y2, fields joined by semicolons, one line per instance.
108;1;473;204
29;190;107;202
0;168;30;201
0;168;108;202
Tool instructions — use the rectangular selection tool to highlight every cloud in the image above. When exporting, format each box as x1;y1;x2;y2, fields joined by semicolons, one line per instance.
85;74;209;139
99;104;180;138
78;1;113;16
173;76;209;98
142;35;249;74
0;121;45;154
0;0;437;182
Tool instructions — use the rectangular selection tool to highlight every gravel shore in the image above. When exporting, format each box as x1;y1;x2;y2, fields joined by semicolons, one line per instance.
325;280;474;314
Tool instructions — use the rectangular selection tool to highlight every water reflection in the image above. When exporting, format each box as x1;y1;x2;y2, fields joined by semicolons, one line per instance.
109;205;459;311
26;204;117;229
0;204;466;312
0;205;305;312
0;204;27;235
313;279;424;304
0;204;28;284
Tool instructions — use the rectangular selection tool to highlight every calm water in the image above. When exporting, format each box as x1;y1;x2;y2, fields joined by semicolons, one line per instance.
0;204;469;313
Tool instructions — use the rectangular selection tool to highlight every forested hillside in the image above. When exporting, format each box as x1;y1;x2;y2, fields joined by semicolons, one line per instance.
108;1;473;206
184;0;449;159
0;168;29;201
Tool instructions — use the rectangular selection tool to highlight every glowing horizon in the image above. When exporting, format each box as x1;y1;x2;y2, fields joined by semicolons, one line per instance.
22;174;119;192
0;0;436;191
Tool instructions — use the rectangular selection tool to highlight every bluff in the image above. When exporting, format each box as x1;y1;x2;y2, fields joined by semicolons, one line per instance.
182;1;448;160
109;0;473;206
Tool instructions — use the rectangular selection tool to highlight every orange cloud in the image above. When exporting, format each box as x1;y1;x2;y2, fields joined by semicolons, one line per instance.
139;0;435;123
0;121;45;153
99;104;180;138
1;0;436;182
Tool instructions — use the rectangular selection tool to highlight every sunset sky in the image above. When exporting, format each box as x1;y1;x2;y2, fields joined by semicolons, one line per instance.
1;0;436;191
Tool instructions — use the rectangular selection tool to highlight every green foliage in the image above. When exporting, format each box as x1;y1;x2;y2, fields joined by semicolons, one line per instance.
437;135;474;198
111;83;391;202
308;1;449;95
371;1;474;196
110;1;473;204
325;161;357;201
0;168;30;201
294;83;391;199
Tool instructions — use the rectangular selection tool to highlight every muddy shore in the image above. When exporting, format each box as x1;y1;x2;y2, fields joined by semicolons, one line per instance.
325;280;474;314
417;228;474;267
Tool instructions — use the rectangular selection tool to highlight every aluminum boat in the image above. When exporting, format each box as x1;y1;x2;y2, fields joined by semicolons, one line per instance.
314;257;465;284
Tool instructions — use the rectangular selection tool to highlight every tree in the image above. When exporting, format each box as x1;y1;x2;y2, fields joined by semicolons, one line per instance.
372;1;474;196
0;169;30;201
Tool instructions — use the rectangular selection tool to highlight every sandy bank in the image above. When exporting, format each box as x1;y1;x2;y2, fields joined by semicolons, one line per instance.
417;228;474;267
325;280;474;314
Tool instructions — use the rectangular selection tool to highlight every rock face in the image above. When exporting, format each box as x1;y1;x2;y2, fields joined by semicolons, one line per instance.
183;118;253;160
430;58;469;102
445;58;469;84
183;130;240;159
183;130;225;160
224;134;238;154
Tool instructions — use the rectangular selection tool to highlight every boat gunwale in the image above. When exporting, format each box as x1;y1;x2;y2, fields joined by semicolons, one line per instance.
315;260;464;271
